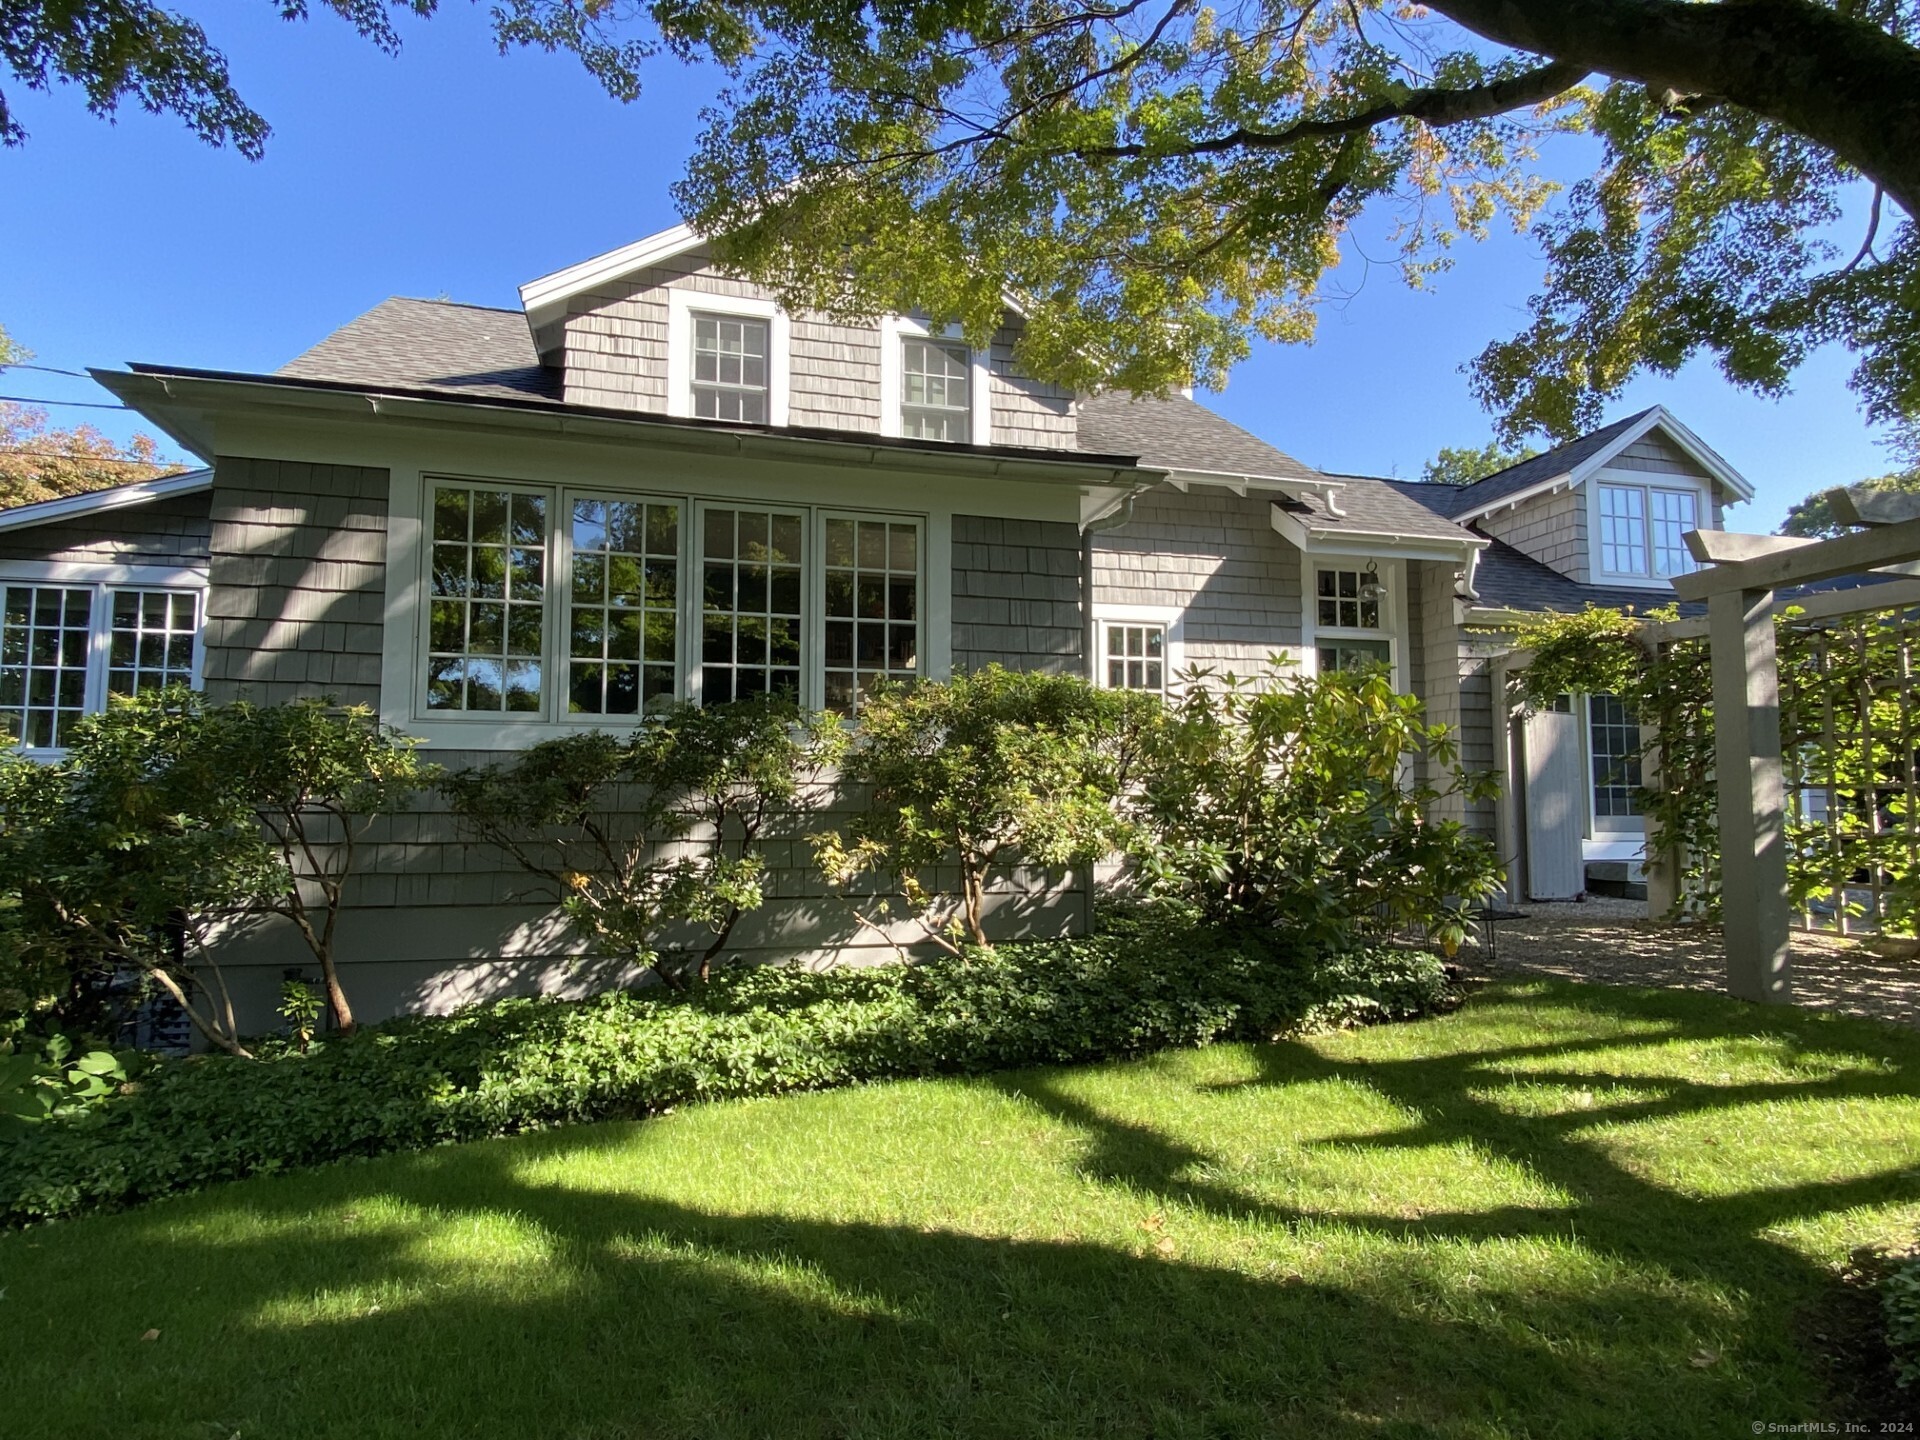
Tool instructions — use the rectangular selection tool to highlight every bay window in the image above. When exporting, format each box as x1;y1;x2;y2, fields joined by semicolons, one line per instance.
417;478;922;723
0;572;205;753
1597;481;1701;579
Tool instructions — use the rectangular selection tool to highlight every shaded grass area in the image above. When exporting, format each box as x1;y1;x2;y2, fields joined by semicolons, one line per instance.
5;977;1920;1438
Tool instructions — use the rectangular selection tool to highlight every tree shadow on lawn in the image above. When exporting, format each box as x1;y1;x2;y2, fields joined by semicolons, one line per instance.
8;982;1919;1438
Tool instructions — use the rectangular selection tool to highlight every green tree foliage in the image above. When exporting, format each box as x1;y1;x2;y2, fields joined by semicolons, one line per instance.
813;667;1151;953
10;5;1920;436
441;698;844;986
1130;664;1500;955
0;691;432;1053
1420;440;1542;487
1780;467;1920;538
0;325;184;507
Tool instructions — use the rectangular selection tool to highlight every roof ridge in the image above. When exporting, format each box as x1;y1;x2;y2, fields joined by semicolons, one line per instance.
378;296;526;317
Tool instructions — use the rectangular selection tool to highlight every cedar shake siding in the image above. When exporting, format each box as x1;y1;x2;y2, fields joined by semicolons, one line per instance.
1090;487;1303;678
201;457;389;709
0;490;211;569
1477;489;1586;583
950;515;1085;673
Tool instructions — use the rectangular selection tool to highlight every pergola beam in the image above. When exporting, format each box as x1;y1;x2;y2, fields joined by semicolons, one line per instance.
1672;514;1920;600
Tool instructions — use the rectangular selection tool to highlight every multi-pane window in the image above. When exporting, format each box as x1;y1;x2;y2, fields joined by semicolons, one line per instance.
1598;482;1701;579
1589;693;1643;818
0;586;92;749
1315;569;1379;630
900;338;971;443
569;498;679;716
1104;624;1166;693
701;507;804;705
1649;489;1699;577
427;484;547;713
691;314;770;423
823;517;919;713
107;590;197;697
1317;637;1392;674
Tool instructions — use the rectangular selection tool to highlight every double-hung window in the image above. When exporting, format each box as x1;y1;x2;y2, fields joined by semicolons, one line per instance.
0;573;204;752
1312;566;1391;675
417;478;923;724
900;338;972;442
1597;481;1700;579
690;314;771;423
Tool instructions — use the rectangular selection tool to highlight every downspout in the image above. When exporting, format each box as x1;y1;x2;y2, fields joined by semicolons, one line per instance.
1077;494;1137;937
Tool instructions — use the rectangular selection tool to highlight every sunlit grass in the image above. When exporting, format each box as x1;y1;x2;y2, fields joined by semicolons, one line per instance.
4;977;1917;1438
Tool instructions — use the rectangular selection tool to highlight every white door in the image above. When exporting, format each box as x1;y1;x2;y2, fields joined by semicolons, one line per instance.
1522;700;1585;900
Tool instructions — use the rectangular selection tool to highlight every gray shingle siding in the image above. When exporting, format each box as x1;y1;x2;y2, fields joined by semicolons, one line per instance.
201;456;389;708
0;491;211;568
951;515;1085;673
1091;486;1300;679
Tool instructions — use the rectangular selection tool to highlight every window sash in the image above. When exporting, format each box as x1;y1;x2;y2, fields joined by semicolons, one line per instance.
1101;623;1166;693
0;578;203;752
1599;482;1701;579
1314;568;1380;631
425;481;549;715
691;313;771;423
900;338;971;443
1588;692;1643;818
820;512;920;714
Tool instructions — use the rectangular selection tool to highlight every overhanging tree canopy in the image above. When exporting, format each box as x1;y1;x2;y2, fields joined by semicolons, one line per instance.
8;0;1919;437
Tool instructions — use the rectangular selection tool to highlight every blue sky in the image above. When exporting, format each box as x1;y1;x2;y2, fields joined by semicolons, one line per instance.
0;4;1895;531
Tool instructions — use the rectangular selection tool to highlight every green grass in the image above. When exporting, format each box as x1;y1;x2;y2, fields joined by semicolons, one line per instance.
4;977;1919;1438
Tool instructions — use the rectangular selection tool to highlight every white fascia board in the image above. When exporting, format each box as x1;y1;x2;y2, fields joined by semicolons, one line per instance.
1566;405;1754;502
0;466;213;534
518;222;702;333
1268;500;1486;563
1451;473;1575;524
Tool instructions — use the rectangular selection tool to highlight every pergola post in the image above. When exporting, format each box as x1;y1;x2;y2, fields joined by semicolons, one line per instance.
1707;586;1792;1003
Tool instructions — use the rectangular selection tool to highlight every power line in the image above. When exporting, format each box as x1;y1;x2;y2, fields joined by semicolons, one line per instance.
0;394;129;411
0;448;182;467
0;363;91;379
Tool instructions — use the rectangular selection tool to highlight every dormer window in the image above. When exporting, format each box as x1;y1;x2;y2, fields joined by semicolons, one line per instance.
900;338;971;442
691;313;770;423
1597;482;1700;579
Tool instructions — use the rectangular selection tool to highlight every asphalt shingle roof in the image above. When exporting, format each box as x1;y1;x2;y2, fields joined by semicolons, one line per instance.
1424;411;1657;516
278;298;561;401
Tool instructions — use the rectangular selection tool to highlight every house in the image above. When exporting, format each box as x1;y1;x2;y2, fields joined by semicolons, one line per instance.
0;221;1756;1027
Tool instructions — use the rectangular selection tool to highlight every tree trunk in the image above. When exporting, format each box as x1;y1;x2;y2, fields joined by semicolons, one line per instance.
318;952;356;1035
963;866;989;948
1430;0;1920;218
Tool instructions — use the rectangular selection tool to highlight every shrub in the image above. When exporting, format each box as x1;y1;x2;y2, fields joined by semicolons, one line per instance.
1885;1250;1920;1389
440;698;844;986
814;666;1154;951
1131;664;1502;955
0;921;1449;1224
0;691;432;1052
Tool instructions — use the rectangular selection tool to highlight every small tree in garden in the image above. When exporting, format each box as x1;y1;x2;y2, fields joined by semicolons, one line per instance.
442;698;844;986
1131;663;1501;956
813;667;1153;954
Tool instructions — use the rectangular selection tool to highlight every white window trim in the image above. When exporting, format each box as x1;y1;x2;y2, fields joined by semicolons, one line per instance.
1586;471;1710;589
665;288;791;427
0;559;208;758
1091;603;1184;693
398;473;932;745
1301;557;1406;691
879;315;992;444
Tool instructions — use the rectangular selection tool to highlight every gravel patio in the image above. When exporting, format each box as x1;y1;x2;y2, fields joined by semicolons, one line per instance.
1458;897;1920;1028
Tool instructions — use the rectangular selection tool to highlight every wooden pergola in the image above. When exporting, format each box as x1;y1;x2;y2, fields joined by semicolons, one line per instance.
1671;487;1920;1003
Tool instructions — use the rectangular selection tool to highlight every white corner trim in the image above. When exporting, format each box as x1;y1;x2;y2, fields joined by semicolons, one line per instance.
0;467;212;535
518;222;702;330
878;315;992;444
664;288;791;427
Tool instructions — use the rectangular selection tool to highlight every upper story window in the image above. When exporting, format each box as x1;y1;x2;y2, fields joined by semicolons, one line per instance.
1597;481;1700;579
417;478;921;724
900;338;971;442
1311;564;1394;679
1315;568;1381;630
691;313;771;423
0;569;204;753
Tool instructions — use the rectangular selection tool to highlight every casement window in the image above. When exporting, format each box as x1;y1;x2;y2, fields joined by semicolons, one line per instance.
1588;692;1643;821
1093;606;1181;695
900;338;972;442
0;572;204;753
417;478;923;722
1597;482;1700;579
691;314;771;423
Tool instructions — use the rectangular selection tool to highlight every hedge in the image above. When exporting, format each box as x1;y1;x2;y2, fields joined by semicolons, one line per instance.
0;921;1450;1225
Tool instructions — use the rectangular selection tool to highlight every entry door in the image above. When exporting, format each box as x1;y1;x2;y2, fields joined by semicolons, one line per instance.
1522;699;1585;900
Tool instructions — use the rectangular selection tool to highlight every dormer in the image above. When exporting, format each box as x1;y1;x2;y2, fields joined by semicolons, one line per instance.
517;225;1076;449
1442;408;1754;588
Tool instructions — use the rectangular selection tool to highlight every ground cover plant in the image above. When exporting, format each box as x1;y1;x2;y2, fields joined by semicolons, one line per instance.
1;978;1914;1438
0;916;1445;1224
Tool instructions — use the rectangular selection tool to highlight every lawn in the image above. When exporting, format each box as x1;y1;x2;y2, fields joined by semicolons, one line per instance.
4;977;1918;1439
